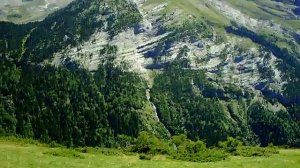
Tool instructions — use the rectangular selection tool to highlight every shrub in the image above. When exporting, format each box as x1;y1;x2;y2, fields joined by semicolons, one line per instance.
218;137;279;157
171;134;188;147
218;137;243;153
195;149;228;162
172;139;228;162
132;132;170;155
116;134;134;148
235;146;279;157
49;141;62;148
80;148;88;153
139;154;152;160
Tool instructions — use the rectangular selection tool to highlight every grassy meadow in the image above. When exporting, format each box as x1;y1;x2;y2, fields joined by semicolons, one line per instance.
0;138;299;168
0;0;73;23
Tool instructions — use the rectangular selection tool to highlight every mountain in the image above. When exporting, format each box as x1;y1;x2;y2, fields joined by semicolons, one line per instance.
0;0;300;147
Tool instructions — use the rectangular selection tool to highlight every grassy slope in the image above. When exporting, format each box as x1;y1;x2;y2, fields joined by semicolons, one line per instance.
225;0;300;30
142;0;299;51
1;140;300;168
0;0;73;23
143;0;230;26
143;0;300;29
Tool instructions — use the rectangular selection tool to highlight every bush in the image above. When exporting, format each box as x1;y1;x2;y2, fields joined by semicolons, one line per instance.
132;132;170;155
132;133;229;163
195;149;228;162
218;137;278;157
139;154;152;160
235;146;279;157
218;137;243;153
116;134;134;148
172;148;228;162
171;134;188;147
79;148;88;153
49;141;62;148
172;139;228;162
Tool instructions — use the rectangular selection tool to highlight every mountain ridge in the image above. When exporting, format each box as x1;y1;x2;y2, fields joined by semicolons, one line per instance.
0;0;300;147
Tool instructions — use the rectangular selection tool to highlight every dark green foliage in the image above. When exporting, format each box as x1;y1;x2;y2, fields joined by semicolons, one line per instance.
0;22;36;59
218;137;279;157
94;62;148;137
0;60;20;135
249;103;300;147
12;63;110;147
150;62;247;145
56;134;277;162
132;132;170;155
49;141;63;148
171;138;227;162
218;137;243;153
0;57;148;147
172;147;227;163
235;146;279;157
288;104;300;122
116;134;134;148
91;148;123;156
171;134;188;147
139;154;152;160
107;2;142;37
76;146;125;156
43;149;85;159
150;61;300;147
131;133;228;163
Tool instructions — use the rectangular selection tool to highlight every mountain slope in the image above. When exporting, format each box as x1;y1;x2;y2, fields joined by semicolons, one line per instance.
0;0;300;147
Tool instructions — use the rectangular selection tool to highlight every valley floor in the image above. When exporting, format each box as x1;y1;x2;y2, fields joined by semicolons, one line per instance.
0;140;300;168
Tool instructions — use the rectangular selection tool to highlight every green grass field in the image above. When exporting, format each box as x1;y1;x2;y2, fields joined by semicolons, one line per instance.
0;139;300;168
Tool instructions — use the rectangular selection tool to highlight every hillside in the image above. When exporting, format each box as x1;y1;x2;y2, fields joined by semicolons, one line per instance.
0;0;300;149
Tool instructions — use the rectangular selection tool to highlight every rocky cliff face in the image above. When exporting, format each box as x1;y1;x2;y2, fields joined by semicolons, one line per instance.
48;0;299;106
271;0;300;15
